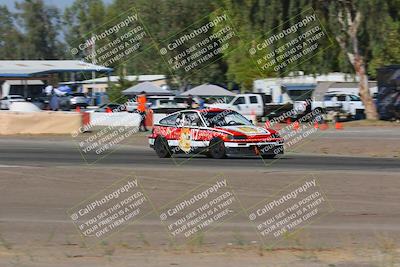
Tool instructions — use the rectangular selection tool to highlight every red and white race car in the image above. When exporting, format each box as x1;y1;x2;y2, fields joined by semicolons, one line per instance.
148;108;284;159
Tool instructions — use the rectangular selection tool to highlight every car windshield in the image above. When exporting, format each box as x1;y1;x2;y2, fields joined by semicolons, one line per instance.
203;110;253;127
349;95;361;101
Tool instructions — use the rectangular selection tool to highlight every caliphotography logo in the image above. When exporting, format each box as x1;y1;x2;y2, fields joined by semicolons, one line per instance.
67;176;155;247
246;175;334;247
156;8;241;80
156;175;244;245
70;96;149;165
247;8;334;76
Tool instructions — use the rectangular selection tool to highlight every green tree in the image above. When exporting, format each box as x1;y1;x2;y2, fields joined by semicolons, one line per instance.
0;5;23;59
15;0;63;59
106;0;227;89
220;0;342;91
64;0;106;59
368;21;400;77
322;0;393;120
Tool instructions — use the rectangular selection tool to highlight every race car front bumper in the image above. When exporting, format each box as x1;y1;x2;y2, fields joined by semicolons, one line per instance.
224;141;284;156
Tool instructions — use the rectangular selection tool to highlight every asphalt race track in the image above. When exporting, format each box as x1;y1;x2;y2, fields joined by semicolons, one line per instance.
0;138;399;171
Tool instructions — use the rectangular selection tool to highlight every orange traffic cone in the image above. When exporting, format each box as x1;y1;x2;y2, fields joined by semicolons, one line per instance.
286;118;291;125
335;121;344;130
320;122;329;131
314;120;319;129
75;106;81;113
106;107;112;113
293;121;300;131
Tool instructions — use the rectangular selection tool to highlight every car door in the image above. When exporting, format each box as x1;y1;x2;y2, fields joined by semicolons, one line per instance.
248;95;263;116
337;95;349;112
181;111;210;151
0;97;5;109
4;96;11;109
232;96;248;114
348;95;364;115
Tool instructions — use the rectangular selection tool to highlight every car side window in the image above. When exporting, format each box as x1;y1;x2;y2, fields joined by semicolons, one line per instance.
159;113;180;126
175;113;184;127
249;96;258;104
350;95;360;101
233;97;245;105
337;95;346;101
183;112;202;127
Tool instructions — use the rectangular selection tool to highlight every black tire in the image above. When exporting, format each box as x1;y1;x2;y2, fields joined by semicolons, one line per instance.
261;154;277;159
208;138;226;159
154;136;171;158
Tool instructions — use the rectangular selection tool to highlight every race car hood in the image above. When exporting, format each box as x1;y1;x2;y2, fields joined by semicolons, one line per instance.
215;125;271;136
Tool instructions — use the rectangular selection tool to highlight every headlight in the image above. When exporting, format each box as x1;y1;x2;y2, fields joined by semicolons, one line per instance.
227;135;247;140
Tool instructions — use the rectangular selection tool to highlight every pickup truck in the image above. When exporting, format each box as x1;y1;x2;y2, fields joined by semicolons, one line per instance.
295;91;365;120
208;94;265;117
209;93;295;121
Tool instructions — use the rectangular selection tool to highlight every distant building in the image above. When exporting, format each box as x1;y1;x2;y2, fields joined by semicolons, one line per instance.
1;80;44;98
61;75;167;95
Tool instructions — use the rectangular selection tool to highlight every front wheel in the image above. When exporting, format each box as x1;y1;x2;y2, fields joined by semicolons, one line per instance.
154;136;171;158
208;138;226;159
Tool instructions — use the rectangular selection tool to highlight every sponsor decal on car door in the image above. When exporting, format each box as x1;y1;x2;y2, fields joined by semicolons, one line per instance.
178;128;192;153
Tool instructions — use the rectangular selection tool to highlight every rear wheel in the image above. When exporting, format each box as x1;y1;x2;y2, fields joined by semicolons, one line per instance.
154;136;171;158
261;154;277;159
208;138;226;159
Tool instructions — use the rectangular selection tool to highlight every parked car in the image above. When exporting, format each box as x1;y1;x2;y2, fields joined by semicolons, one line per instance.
9;102;41;112
126;96;189;112
0;95;26;110
149;108;284;159
87;103;127;113
69;93;88;108
55;93;88;111
30;94;50;110
295;91;365;120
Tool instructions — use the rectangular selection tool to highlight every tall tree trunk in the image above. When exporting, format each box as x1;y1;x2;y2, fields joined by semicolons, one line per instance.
335;6;378;120
354;55;378;119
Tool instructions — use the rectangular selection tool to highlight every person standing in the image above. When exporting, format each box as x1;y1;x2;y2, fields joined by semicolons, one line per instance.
49;88;59;111
137;91;148;132
198;97;205;109
186;94;194;109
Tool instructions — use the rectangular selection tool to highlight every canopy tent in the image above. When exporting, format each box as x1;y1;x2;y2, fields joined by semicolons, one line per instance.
122;81;173;96
0;60;112;78
60;75;166;85
181;84;235;96
0;60;113;99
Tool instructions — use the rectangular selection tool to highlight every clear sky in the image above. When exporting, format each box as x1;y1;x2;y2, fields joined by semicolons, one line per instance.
0;0;112;11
